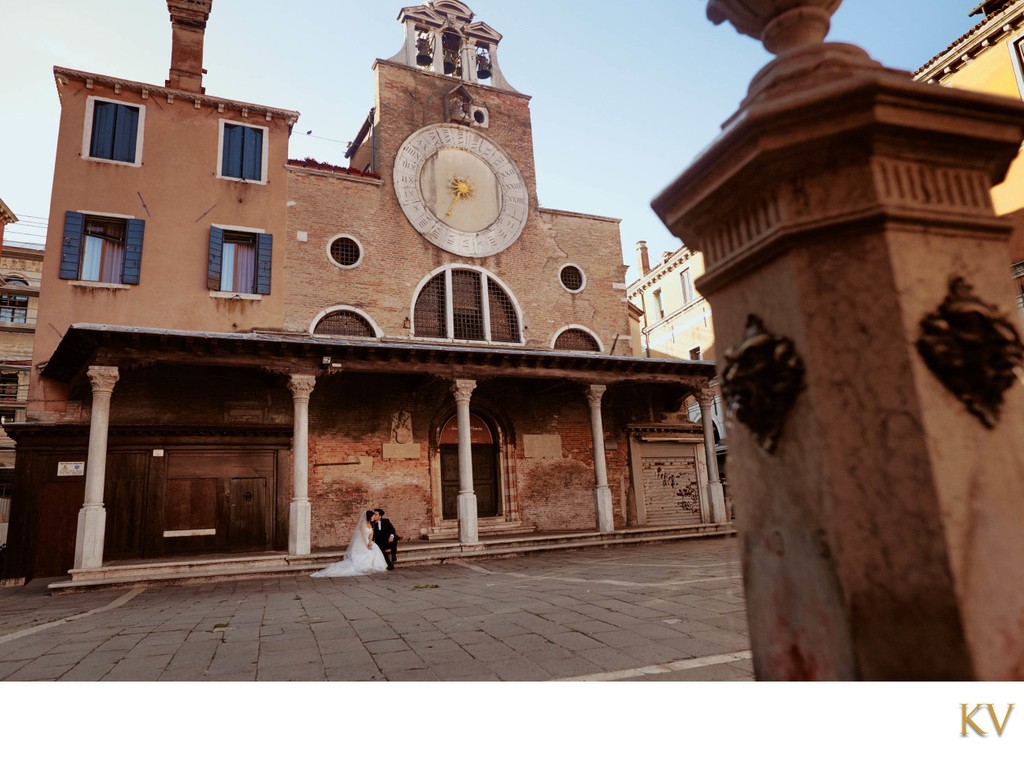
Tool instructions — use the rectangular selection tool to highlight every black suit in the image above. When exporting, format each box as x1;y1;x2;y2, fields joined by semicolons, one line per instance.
372;517;399;568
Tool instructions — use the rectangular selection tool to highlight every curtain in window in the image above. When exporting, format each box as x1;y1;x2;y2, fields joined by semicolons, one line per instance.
221;237;256;293
82;218;125;283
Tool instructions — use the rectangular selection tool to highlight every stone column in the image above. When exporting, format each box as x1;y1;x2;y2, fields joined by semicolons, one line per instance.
698;388;727;523
452;379;479;544
73;366;119;571
585;385;615;533
653;0;1024;679
288;374;315;556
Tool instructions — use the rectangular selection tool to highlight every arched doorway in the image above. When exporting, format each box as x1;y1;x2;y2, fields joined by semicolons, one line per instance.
438;412;500;520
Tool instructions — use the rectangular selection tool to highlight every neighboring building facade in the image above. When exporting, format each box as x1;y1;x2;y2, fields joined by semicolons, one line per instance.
626;241;728;509
3;1;724;583
915;0;1024;318
0;198;41;548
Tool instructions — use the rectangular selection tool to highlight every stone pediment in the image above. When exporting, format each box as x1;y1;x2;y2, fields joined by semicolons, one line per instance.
465;21;501;44
396;5;447;27
431;1;475;22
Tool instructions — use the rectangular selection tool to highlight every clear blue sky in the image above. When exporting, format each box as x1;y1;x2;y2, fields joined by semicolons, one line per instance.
0;1;979;281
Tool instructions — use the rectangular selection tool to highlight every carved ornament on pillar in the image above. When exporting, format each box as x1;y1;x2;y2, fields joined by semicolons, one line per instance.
87;366;119;394
917;277;1024;429
721;314;805;453
698;387;717;409
452;379;476;403
288;374;316;399
585;384;606;407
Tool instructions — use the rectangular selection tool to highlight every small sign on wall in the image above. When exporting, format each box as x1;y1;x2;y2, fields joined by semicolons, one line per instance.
57;461;85;477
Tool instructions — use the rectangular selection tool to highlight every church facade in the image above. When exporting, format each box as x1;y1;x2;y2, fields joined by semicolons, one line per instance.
2;1;723;583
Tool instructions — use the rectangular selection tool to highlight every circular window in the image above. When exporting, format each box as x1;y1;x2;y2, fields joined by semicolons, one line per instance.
559;264;585;293
329;236;362;268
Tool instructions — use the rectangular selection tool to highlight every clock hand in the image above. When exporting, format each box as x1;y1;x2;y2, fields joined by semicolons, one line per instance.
445;193;463;218
445;176;474;218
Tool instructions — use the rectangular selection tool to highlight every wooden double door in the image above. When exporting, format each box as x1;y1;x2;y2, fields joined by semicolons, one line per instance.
440;444;500;520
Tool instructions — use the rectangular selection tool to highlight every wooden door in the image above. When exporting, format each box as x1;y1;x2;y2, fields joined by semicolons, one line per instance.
224;477;268;552
440;444;499;519
35;482;85;578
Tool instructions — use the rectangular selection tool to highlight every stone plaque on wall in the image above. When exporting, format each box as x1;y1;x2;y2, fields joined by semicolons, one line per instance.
523;434;562;459
382;443;421;460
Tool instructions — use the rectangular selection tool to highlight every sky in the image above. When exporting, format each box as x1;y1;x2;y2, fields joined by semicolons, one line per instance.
0;0;979;283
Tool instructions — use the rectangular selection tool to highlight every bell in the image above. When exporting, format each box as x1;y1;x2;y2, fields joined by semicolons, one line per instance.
477;64;491;79
417;53;433;66
444;59;456;75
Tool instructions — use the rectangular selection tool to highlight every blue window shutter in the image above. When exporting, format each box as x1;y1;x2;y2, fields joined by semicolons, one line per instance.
60;211;85;280
112;105;139;163
90;103;116;160
242;127;263;180
255;233;272;295
222;125;242;177
207;226;224;290
122;218;145;285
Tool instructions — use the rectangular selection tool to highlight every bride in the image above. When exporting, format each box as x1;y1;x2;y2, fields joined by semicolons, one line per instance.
311;510;389;577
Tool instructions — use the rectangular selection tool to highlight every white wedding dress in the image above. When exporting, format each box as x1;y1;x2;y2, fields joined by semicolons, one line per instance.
311;516;389;577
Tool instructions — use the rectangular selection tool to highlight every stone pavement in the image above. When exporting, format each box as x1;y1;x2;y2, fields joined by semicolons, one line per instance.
0;536;752;681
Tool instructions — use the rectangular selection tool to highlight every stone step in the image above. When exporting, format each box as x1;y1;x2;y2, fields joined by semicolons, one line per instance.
47;523;736;594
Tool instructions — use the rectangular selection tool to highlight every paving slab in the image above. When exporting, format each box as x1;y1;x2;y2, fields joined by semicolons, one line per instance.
0;537;751;681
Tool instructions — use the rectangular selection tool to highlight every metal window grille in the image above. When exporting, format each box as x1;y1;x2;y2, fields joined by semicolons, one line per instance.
414;274;447;338
487;279;520;342
554;329;599;352
330;237;361;267
452;269;485;341
313;311;374;337
560;265;584;292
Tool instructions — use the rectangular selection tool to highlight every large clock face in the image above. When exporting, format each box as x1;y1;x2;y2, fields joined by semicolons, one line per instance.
394;124;529;258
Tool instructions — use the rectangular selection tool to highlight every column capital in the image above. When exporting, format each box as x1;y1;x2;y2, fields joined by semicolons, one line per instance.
87;365;119;394
698;386;717;408
288;374;317;399
452;378;476;404
585;384;606;407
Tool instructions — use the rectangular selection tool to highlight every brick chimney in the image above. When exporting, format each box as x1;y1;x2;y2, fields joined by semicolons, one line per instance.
636;240;650;276
166;0;212;93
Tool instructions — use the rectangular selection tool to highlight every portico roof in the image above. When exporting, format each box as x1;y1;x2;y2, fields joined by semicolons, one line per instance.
41;323;716;387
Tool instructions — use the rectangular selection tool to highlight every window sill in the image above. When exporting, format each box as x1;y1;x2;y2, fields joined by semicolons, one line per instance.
71;281;130;291
210;291;262;301
83;155;142;168
214;174;268;186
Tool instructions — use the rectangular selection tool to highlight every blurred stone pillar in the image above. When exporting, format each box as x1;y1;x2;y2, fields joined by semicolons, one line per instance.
698;388;727;523
453;379;479;544
653;0;1024;679
585;384;615;533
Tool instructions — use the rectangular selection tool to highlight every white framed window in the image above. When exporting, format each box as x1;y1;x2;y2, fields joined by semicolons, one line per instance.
652;288;665;319
311;306;381;338
558;263;586;293
552;325;603;352
217;119;269;183
208;224;271;296
327;235;364;269
411;265;524;344
82;96;145;167
681;268;695;305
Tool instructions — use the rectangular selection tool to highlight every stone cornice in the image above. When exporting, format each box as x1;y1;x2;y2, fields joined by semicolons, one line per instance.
626;247;701;295
53;66;301;124
915;1;1024;83
0;198;16;226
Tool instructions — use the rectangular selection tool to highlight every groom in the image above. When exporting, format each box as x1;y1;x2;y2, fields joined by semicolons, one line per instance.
372;509;399;570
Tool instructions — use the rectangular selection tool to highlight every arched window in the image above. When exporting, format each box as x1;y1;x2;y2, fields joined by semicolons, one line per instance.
313;309;376;338
413;268;522;344
554;328;601;352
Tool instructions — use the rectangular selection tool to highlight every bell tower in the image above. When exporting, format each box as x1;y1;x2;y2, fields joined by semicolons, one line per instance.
388;1;516;92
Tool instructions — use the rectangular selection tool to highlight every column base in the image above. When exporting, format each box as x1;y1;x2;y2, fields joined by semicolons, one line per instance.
73;503;106;570
708;482;727;523
457;493;478;544
595;486;614;533
289;498;311;556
